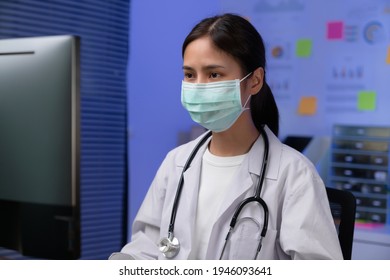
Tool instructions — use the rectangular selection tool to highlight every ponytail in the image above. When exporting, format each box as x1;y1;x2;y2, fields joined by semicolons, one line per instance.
250;81;279;136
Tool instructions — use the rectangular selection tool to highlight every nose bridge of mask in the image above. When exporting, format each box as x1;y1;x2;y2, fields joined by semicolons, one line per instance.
182;80;239;102
183;79;238;89
181;72;252;103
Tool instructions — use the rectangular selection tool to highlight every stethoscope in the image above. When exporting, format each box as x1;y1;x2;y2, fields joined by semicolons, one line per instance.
158;125;269;259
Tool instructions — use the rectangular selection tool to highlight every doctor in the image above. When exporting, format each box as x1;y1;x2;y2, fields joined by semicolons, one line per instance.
118;13;343;260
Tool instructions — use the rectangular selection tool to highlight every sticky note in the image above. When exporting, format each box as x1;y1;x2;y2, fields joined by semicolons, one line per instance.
298;96;317;115
386;46;390;64
296;39;312;57
327;21;344;39
358;91;376;111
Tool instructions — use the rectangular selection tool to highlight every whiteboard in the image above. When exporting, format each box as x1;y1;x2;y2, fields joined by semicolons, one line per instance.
220;0;390;139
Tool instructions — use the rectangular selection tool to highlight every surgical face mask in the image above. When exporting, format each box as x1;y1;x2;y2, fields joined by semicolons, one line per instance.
181;73;252;132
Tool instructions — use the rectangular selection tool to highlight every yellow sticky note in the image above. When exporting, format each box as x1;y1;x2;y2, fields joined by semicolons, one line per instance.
296;39;312;57
386;46;390;64
298;96;317;115
358;91;376;111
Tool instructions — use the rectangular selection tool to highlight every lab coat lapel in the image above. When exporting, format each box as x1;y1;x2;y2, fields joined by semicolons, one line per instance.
215;126;281;216
262;126;280;181
214;132;266;226
205;141;259;259
174;135;210;259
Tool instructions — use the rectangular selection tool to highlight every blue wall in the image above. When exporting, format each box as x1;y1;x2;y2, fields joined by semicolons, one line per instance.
127;0;222;237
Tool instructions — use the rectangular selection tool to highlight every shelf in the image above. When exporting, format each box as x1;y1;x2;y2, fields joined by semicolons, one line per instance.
329;124;390;225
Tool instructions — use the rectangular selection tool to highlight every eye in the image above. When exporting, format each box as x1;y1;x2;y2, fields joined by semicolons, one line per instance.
184;72;194;80
209;72;220;79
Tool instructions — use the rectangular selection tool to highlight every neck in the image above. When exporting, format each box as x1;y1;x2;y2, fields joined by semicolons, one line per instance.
208;113;260;156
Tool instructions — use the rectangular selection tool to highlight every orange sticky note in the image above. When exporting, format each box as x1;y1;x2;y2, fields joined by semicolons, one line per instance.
386;46;390;64
298;96;317;115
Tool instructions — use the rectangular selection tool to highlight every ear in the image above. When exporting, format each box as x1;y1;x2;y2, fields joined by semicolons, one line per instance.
248;67;264;95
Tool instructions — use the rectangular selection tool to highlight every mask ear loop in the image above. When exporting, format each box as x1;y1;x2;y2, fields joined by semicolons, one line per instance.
240;72;253;110
240;72;253;82
242;95;251;110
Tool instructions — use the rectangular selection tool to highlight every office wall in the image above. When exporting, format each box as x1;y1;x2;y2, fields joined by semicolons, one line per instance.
127;0;390;240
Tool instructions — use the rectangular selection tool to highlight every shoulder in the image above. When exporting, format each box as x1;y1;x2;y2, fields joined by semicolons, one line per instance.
264;126;322;184
265;133;328;212
278;141;326;198
281;144;317;170
279;145;323;190
262;126;318;181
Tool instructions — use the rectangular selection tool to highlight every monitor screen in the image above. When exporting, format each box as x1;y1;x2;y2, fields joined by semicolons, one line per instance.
0;35;80;259
283;135;312;153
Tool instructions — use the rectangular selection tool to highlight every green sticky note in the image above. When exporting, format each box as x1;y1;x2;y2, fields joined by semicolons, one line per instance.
296;39;312;57
358;91;376;111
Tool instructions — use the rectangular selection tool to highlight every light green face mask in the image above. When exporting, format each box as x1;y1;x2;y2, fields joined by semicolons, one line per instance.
181;73;252;132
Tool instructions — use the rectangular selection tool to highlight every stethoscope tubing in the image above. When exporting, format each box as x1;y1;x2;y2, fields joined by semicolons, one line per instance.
168;130;212;234
163;125;269;259
219;125;269;259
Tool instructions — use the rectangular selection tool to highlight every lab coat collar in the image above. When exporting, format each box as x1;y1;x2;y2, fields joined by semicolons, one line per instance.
248;125;281;181
177;125;282;181
206;126;282;258
177;125;281;188
175;126;282;259
213;125;281;225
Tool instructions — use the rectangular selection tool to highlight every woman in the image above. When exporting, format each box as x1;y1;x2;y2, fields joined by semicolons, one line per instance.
119;13;343;260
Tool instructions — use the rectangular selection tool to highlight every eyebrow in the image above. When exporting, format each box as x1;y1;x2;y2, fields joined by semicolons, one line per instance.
182;64;226;71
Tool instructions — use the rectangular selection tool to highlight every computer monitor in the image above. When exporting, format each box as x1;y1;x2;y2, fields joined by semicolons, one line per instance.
283;135;313;152
0;35;80;259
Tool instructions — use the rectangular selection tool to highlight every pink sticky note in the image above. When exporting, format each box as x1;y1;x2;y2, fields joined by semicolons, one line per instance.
327;21;344;40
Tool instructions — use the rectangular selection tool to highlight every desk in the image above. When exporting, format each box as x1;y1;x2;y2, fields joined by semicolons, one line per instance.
352;225;390;259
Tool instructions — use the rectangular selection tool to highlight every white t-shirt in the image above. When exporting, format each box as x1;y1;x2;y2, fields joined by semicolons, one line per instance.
188;147;247;259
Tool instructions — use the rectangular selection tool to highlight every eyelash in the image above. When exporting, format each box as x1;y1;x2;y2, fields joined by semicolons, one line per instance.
183;72;221;80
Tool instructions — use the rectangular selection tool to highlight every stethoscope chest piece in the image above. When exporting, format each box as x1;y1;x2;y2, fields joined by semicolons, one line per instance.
158;234;180;259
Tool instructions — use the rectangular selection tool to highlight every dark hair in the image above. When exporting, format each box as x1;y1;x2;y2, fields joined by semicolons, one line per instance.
182;13;279;136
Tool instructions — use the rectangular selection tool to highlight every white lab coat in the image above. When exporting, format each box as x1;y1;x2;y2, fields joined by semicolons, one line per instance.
121;126;343;260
